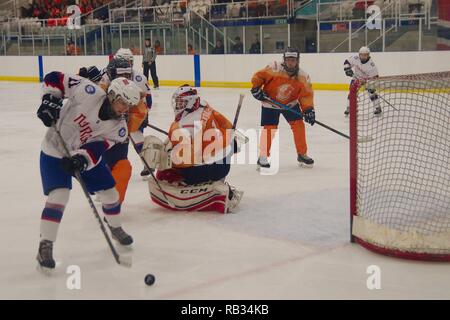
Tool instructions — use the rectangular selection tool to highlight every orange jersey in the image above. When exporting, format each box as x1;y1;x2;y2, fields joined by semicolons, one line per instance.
251;61;314;111
127;99;148;132
168;102;233;168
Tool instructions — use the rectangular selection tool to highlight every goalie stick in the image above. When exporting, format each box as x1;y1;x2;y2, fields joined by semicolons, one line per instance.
52;124;132;268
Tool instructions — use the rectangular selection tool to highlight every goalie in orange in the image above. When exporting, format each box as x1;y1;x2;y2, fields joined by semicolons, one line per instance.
141;85;244;213
251;47;316;169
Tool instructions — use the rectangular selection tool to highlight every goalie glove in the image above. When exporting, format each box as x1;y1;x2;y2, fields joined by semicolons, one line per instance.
232;129;249;154
142;135;172;170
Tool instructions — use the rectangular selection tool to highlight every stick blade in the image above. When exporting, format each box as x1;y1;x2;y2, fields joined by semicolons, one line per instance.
118;255;133;268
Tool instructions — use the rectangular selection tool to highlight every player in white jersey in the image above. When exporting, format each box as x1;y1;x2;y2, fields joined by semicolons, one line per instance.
82;57;153;202
113;48;154;177
36;72;141;270
343;46;381;116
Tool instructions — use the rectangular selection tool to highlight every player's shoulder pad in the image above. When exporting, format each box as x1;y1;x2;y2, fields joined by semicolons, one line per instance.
267;61;284;73
298;67;312;84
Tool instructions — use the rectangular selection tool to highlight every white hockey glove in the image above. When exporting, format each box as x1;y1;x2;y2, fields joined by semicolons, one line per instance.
232;129;249;154
142;135;172;170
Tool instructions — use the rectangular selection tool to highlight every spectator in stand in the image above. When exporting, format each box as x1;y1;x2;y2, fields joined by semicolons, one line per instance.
231;36;243;54
249;36;261;54
212;40;225;54
188;43;195;55
256;0;266;17
352;0;374;20
154;39;162;55
248;0;258;17
66;40;81;56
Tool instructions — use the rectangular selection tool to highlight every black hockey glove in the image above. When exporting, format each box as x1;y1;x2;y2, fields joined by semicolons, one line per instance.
61;154;88;175
37;94;63;127
79;66;102;82
344;67;354;77
251;87;267;101
367;88;376;95
303;108;316;126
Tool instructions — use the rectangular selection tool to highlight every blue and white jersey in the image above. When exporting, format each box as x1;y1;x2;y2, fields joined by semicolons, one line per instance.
344;55;379;81
132;71;151;96
40;72;128;170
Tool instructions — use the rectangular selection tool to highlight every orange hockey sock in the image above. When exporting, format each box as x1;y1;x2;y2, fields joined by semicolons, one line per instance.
111;159;132;203
259;125;278;157
289;120;307;155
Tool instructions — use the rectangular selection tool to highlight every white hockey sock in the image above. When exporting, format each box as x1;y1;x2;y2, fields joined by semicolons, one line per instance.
40;188;70;242
96;188;122;228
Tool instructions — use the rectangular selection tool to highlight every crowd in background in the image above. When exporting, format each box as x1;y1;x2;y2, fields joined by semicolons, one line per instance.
20;0;110;20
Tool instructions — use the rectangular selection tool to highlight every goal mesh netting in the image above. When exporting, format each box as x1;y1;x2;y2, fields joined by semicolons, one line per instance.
349;71;450;261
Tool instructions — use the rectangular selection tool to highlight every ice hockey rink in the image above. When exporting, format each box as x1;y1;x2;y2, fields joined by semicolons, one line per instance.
0;81;449;300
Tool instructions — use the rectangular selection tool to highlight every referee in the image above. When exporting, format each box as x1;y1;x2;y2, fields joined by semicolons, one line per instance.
142;38;159;89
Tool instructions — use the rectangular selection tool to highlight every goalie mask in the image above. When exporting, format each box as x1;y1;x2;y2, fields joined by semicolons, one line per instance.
282;47;300;76
171;85;200;118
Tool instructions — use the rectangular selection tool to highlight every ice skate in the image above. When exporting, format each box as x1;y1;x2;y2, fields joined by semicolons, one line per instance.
257;156;270;170
36;240;55;270
297;154;314;168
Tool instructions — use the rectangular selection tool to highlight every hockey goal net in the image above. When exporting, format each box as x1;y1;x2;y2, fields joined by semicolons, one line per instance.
349;71;450;261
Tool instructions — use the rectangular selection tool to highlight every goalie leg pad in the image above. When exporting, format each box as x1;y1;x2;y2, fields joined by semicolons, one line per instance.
148;179;233;213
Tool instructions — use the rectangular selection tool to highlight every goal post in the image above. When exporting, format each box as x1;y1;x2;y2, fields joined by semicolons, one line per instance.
349;71;450;261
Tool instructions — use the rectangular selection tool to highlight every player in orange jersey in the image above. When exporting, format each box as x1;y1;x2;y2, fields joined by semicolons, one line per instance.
251;47;316;169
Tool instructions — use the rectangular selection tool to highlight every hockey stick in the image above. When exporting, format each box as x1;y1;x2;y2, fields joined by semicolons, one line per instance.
52;124;132;268
232;94;249;144
147;123;168;136
376;93;399;111
128;134;177;208
232;94;245;129
264;97;374;142
264;97;350;139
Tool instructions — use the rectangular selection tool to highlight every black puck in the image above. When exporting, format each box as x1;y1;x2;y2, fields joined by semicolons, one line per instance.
145;274;155;286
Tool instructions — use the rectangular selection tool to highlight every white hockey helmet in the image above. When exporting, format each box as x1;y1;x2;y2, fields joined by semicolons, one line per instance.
108;77;141;107
359;46;371;55
115;48;134;67
359;46;371;63
171;84;200;118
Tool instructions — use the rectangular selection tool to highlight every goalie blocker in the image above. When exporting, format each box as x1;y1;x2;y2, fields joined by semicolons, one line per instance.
141;135;243;214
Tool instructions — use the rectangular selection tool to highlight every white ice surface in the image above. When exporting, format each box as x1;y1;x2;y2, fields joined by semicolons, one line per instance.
0;82;449;299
